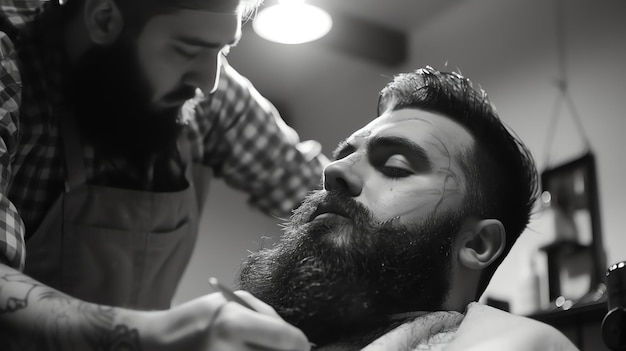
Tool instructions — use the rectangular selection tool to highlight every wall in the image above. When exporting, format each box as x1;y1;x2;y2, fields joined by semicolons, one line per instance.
174;0;626;313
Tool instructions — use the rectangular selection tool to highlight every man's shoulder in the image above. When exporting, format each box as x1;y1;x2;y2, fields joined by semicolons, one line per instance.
446;302;580;351
465;302;556;330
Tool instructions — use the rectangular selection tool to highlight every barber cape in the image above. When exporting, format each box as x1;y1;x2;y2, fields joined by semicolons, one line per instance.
318;302;579;351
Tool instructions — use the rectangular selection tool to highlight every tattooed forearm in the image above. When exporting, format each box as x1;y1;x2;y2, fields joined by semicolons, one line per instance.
0;266;142;351
101;325;142;350
0;273;39;314
82;305;142;351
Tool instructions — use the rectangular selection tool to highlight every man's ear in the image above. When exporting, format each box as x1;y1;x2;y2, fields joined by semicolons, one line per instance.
84;0;123;45
457;219;506;270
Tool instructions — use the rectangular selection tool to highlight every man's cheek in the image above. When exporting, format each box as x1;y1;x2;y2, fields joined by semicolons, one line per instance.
369;189;443;224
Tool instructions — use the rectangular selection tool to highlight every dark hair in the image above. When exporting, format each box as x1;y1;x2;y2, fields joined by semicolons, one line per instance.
60;0;262;25
378;66;540;298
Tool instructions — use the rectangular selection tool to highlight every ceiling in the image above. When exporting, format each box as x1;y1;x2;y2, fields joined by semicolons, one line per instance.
242;0;459;66
226;0;463;141
309;0;458;32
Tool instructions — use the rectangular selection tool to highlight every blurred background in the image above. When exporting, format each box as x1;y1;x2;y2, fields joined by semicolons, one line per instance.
174;0;626;319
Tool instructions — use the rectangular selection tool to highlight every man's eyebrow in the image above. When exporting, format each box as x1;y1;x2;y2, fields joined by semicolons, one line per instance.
368;136;432;169
332;140;356;160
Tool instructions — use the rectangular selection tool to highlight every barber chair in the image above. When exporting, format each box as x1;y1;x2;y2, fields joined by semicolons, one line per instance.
602;261;626;350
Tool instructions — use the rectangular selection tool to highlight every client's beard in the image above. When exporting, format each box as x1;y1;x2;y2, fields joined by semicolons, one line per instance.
238;190;464;346
67;34;192;161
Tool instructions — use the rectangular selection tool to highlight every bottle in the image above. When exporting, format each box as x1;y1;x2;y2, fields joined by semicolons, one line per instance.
518;256;542;315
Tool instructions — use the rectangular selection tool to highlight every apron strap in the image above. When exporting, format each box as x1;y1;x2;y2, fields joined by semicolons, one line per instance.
60;112;87;191
177;131;192;176
177;129;211;212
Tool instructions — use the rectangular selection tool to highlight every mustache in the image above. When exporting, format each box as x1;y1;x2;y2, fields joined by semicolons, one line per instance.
292;190;375;226
280;190;409;266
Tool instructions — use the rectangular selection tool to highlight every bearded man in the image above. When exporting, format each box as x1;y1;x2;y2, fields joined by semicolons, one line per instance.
239;67;579;350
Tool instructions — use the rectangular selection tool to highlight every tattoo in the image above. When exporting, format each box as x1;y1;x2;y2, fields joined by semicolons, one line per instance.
432;138;463;212
0;270;142;351
0;273;38;314
103;325;141;350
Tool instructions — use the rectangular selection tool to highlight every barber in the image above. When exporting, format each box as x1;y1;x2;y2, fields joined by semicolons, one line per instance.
0;0;319;349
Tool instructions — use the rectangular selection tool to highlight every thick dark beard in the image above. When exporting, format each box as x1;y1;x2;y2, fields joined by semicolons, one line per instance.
68;32;191;162
238;190;463;346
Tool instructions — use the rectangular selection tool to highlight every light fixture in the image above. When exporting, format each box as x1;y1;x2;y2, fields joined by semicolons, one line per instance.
252;0;333;45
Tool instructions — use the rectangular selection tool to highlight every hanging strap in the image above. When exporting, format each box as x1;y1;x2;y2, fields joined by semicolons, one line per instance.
59;111;87;191
541;81;592;169
541;0;592;170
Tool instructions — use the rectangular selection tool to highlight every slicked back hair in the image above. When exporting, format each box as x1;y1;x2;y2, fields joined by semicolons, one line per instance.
378;66;539;299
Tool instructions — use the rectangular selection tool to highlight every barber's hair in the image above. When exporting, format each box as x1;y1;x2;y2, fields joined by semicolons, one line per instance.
60;0;262;22
378;66;540;298
238;0;263;19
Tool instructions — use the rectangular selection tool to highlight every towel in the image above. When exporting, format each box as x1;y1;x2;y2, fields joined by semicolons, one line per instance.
362;310;463;351
318;302;579;350
445;302;579;351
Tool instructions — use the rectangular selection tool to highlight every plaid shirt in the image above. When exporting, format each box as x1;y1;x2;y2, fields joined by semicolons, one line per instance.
0;1;324;270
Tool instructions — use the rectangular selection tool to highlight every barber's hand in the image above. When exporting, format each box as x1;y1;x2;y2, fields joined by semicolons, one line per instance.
141;291;310;351
206;290;310;351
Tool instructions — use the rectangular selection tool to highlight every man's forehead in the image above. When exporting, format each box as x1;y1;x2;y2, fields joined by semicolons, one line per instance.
347;108;473;149
141;8;241;44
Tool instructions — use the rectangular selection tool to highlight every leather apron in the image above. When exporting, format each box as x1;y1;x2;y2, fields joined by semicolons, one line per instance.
24;115;209;310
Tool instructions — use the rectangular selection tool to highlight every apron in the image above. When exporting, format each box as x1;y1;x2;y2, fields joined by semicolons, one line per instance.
24;113;209;310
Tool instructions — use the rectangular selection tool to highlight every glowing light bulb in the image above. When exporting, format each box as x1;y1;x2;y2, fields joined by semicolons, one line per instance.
253;1;333;44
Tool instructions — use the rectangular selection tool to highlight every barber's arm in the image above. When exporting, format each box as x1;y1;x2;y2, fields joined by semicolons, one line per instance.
199;60;328;218
0;35;309;350
0;263;310;351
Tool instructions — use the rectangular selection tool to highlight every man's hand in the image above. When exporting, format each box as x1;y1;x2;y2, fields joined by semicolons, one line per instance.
140;291;311;351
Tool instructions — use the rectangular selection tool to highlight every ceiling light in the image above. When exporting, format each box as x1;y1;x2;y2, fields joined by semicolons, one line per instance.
253;0;333;45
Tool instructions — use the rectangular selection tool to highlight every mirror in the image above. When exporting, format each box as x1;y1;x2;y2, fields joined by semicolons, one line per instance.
539;152;606;306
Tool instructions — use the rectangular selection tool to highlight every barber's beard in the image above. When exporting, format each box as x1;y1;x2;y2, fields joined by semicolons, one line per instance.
238;190;463;346
68;35;193;161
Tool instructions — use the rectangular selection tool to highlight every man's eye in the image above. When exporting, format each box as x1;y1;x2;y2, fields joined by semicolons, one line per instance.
174;46;200;59
380;155;414;177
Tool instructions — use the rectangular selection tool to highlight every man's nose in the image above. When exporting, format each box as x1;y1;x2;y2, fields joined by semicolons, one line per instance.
185;52;222;95
323;159;363;196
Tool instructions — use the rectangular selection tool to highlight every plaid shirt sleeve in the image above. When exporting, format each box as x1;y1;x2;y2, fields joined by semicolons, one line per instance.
197;60;325;217
0;31;26;270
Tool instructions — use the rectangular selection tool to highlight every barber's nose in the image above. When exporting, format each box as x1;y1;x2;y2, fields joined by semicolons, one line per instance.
323;159;363;196
186;52;222;96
